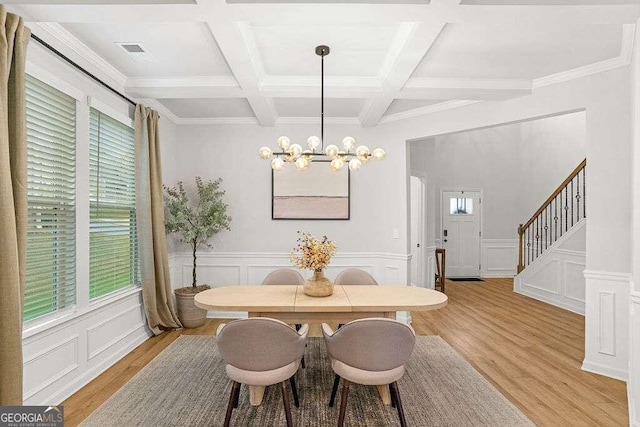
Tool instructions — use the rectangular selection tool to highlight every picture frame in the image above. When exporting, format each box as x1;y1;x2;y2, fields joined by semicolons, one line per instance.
272;160;350;220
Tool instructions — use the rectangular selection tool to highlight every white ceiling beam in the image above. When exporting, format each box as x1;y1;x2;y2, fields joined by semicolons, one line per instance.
399;77;532;100
125;77;244;99
205;21;277;126
260;76;383;98
359;22;445;127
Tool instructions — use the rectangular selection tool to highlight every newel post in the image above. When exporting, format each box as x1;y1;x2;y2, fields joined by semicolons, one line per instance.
517;224;524;273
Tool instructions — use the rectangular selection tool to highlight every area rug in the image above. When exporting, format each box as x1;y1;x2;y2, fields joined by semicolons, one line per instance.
81;336;533;426
448;278;485;282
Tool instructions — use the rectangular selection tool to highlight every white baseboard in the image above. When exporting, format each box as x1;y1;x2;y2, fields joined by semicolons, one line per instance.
581;360;628;382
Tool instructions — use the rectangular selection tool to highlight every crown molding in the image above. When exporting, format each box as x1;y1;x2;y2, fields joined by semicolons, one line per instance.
30;22;127;89
176;117;260;125
405;77;531;90
140;98;180;124
379;100;481;124
533;23;635;89
126;76;239;88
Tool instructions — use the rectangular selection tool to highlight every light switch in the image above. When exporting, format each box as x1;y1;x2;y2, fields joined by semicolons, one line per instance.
392;228;399;239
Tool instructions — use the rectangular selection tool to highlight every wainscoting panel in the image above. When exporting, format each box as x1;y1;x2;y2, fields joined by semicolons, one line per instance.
514;221;586;314
582;270;630;381
629;291;640;426
564;260;587;302
23;334;79;400
597;292;616;356
425;246;436;289
22;290;151;405
482;239;518;278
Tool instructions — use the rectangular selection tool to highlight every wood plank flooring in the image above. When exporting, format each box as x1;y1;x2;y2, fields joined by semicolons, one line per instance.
61;278;628;426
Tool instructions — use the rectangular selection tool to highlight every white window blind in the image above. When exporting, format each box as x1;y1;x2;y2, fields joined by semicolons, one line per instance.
89;108;139;299
24;74;77;322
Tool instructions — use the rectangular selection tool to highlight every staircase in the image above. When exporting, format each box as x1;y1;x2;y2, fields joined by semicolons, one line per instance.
514;159;586;314
517;159;586;273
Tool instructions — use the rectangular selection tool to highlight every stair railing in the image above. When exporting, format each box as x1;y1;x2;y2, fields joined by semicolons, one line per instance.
517;159;586;273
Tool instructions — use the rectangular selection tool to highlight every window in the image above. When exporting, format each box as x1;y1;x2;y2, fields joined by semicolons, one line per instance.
89;109;139;299
24;75;77;321
450;197;473;215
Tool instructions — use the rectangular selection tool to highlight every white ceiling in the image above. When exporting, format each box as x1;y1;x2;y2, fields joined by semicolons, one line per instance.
7;0;640;125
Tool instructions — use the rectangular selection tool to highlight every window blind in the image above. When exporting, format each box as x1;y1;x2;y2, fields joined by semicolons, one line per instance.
89;108;139;299
24;74;77;322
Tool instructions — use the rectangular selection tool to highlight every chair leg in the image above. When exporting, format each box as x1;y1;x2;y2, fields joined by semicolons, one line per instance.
329;374;340;407
281;381;293;427
337;380;350;427
233;382;241;408
389;381;408;427
301;355;306;369
390;383;396;408
224;381;240;427
289;376;300;408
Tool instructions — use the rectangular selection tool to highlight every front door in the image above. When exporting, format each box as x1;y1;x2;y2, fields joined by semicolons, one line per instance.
441;190;481;278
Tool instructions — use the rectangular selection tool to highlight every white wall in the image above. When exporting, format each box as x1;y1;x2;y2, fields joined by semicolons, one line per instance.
22;42;153;405
430;112;585;241
408;112;585;278
172;123;404;254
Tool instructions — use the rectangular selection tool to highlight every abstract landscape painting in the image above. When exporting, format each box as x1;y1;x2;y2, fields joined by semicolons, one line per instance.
272;162;349;220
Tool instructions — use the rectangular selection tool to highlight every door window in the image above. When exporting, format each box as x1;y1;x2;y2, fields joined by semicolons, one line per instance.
450;198;473;215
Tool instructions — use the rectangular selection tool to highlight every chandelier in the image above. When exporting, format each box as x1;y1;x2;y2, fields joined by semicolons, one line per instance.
258;45;386;172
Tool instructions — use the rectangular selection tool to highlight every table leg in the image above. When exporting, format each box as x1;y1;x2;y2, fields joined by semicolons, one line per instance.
249;385;266;406
376;385;392;405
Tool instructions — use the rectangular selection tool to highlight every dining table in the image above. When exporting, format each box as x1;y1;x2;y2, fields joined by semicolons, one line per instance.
195;284;448;405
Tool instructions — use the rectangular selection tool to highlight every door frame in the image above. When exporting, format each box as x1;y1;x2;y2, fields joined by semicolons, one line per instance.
439;188;483;277
410;171;428;288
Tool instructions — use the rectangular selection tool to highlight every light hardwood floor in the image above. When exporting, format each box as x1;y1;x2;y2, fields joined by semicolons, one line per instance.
61;278;628;426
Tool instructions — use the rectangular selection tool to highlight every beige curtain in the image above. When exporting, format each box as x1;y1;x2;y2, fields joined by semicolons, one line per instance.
135;104;182;334
0;7;29;405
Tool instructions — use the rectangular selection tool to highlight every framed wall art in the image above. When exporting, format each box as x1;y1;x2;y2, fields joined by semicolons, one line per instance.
272;161;350;220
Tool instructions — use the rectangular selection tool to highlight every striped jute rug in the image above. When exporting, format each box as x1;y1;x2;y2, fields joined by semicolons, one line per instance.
81;336;533;426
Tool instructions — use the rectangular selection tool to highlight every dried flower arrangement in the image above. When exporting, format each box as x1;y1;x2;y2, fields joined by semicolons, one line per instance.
290;231;337;272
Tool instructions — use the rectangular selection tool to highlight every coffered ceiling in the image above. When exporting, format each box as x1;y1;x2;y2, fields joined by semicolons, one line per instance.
6;0;640;126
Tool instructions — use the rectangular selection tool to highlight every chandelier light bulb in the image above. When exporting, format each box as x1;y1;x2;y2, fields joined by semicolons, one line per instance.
278;136;291;151
372;148;386;161
295;157;309;170
258;146;272;159
348;158;362;171
307;136;321;151
325;144;339;158
330;157;345;172
289;143;303;158
271;157;284;171
342;136;356;152
356;145;370;161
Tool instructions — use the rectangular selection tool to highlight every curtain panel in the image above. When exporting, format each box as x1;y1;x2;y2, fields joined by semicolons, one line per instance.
135;104;182;334
0;6;29;405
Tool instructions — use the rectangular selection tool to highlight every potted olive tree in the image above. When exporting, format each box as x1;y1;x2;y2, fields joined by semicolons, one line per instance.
164;177;231;328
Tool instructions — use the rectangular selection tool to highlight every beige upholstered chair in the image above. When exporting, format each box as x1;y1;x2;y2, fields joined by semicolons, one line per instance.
334;268;379;286
262;268;305;286
217;317;309;427
334;269;378;328
322;318;416;427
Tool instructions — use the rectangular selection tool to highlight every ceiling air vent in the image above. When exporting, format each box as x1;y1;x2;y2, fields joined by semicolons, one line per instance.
116;43;153;62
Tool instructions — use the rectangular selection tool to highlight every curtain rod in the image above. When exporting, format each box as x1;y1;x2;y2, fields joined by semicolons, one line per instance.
30;33;137;108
